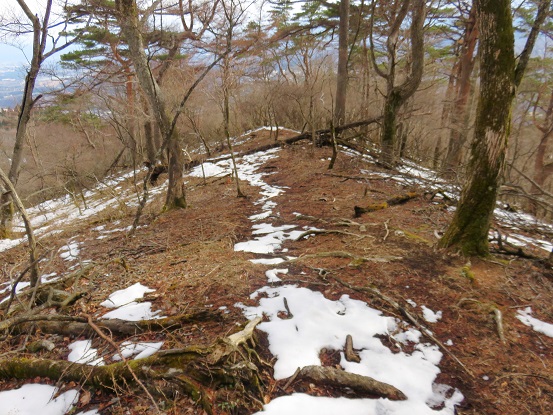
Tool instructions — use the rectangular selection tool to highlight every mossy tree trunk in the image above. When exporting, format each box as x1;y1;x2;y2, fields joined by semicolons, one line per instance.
115;0;187;210
438;0;550;256
370;0;426;167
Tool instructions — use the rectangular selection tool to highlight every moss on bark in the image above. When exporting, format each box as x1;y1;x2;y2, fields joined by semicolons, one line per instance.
439;0;515;257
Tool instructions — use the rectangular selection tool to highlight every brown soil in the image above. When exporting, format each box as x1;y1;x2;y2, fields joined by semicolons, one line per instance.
1;129;552;415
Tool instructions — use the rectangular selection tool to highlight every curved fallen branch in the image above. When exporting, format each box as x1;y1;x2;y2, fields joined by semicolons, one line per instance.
290;365;406;400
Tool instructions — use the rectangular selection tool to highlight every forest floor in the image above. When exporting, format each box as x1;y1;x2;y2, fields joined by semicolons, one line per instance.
1;128;552;415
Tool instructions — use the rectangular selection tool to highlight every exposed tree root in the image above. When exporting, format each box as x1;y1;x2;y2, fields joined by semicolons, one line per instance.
0;317;265;414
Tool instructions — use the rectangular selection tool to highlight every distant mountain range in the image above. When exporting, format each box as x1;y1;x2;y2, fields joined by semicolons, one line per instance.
0;63;64;109
0;64;25;108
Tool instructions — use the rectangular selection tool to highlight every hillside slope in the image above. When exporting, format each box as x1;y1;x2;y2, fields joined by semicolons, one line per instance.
0;128;552;415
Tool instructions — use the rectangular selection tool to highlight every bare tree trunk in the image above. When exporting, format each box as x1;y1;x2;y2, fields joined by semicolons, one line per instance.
0;0;52;237
0;167;39;286
531;89;553;213
439;0;551;256
439;0;515;256
142;95;158;166
334;0;350;127
443;6;478;174
115;0;186;209
373;0;426;167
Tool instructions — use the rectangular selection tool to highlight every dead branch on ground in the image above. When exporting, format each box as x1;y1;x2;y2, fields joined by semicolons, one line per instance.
288;365;406;400
355;192;419;217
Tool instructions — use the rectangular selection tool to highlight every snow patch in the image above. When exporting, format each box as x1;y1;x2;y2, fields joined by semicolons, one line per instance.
516;307;553;338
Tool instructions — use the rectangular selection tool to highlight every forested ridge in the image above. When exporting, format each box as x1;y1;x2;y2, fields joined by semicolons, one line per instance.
0;1;552;414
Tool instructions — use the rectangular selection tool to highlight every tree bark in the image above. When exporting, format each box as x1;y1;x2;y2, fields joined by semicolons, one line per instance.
0;167;38;286
443;6;479;174
115;0;186;210
294;365;406;400
0;0;52;237
439;0;551;256
376;0;426;166
334;0;350;127
438;0;515;256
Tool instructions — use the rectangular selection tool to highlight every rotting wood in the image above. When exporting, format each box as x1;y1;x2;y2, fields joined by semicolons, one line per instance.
355;192;420;217
292;365;406;400
344;334;361;363
328;275;475;378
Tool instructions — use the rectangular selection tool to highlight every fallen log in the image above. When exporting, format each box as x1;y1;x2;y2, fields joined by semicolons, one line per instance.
292;365;406;400
5;311;221;336
204;116;383;161
355;192;419;217
0;317;264;414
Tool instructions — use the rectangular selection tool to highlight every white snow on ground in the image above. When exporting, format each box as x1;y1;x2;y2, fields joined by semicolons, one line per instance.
265;268;288;283
240;286;463;415
250;258;287;265
102;301;162;321
100;283;163;321
0;169;144;254
5;128;553;415
0;281;30;303
516;307;553;338
0;384;79;415
68;339;104;366
59;241;81;261
421;305;443;323
112;341;164;361
0;235;25;252
189;162;227;178
229;148;464;415
100;283;155;308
